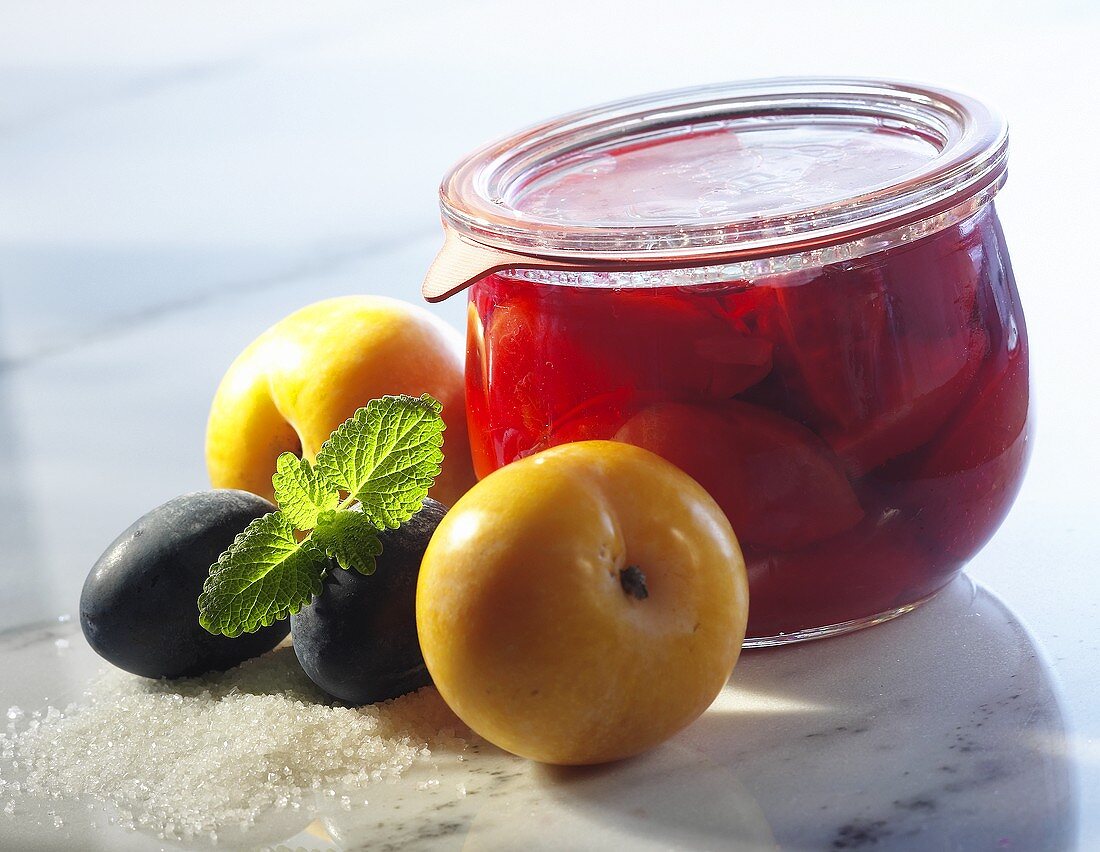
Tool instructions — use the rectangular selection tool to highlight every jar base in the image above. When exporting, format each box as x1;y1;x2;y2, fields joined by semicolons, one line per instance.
742;587;945;649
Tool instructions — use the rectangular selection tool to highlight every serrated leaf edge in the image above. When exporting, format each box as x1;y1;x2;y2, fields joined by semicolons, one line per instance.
314;393;445;530
271;452;339;530
312;509;382;576
197;512;327;637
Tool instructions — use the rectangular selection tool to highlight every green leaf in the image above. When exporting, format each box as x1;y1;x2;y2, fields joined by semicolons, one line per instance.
316;394;444;529
312;509;383;576
272;452;339;529
198;512;327;637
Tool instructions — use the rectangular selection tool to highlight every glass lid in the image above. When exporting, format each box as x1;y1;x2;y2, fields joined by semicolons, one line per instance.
438;78;1008;262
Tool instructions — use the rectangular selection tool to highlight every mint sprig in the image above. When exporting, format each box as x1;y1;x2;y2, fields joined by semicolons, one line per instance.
198;393;445;637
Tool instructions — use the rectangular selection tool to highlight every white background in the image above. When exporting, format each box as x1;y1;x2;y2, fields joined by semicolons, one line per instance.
1;0;1097;844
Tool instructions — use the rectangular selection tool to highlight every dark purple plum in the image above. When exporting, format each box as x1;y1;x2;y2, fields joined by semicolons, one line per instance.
80;490;288;678
291;499;446;705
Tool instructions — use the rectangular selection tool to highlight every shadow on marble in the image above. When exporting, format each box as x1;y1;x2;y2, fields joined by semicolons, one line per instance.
534;576;1077;851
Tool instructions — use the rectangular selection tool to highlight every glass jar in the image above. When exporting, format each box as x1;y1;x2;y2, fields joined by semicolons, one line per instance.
423;79;1030;646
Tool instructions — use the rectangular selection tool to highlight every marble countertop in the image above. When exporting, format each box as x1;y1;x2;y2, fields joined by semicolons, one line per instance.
1;1;1097;849
0;577;1077;850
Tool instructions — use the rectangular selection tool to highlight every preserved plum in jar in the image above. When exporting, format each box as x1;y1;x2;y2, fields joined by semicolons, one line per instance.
426;80;1029;644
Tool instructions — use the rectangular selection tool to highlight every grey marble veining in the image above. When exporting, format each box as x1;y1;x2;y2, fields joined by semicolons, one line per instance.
0;576;1076;850
0;229;435;371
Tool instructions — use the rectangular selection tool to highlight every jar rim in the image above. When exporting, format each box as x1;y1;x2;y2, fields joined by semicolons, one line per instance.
438;78;1008;263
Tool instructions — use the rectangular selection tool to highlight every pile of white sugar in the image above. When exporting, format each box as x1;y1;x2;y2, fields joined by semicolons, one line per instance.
0;646;470;843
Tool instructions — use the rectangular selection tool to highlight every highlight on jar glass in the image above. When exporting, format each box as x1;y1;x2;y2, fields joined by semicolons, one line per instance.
422;78;1031;646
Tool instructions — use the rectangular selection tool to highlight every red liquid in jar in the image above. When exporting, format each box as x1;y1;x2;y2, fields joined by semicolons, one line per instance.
465;204;1030;640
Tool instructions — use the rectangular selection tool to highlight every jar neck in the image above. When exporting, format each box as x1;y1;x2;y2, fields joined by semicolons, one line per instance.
423;181;1002;303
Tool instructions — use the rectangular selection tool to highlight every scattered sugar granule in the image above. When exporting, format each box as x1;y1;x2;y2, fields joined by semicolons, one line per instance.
0;646;469;841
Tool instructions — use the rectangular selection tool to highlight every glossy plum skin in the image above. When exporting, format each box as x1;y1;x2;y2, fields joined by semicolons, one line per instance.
465;204;1031;640
291;499;446;705
80;490;288;678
